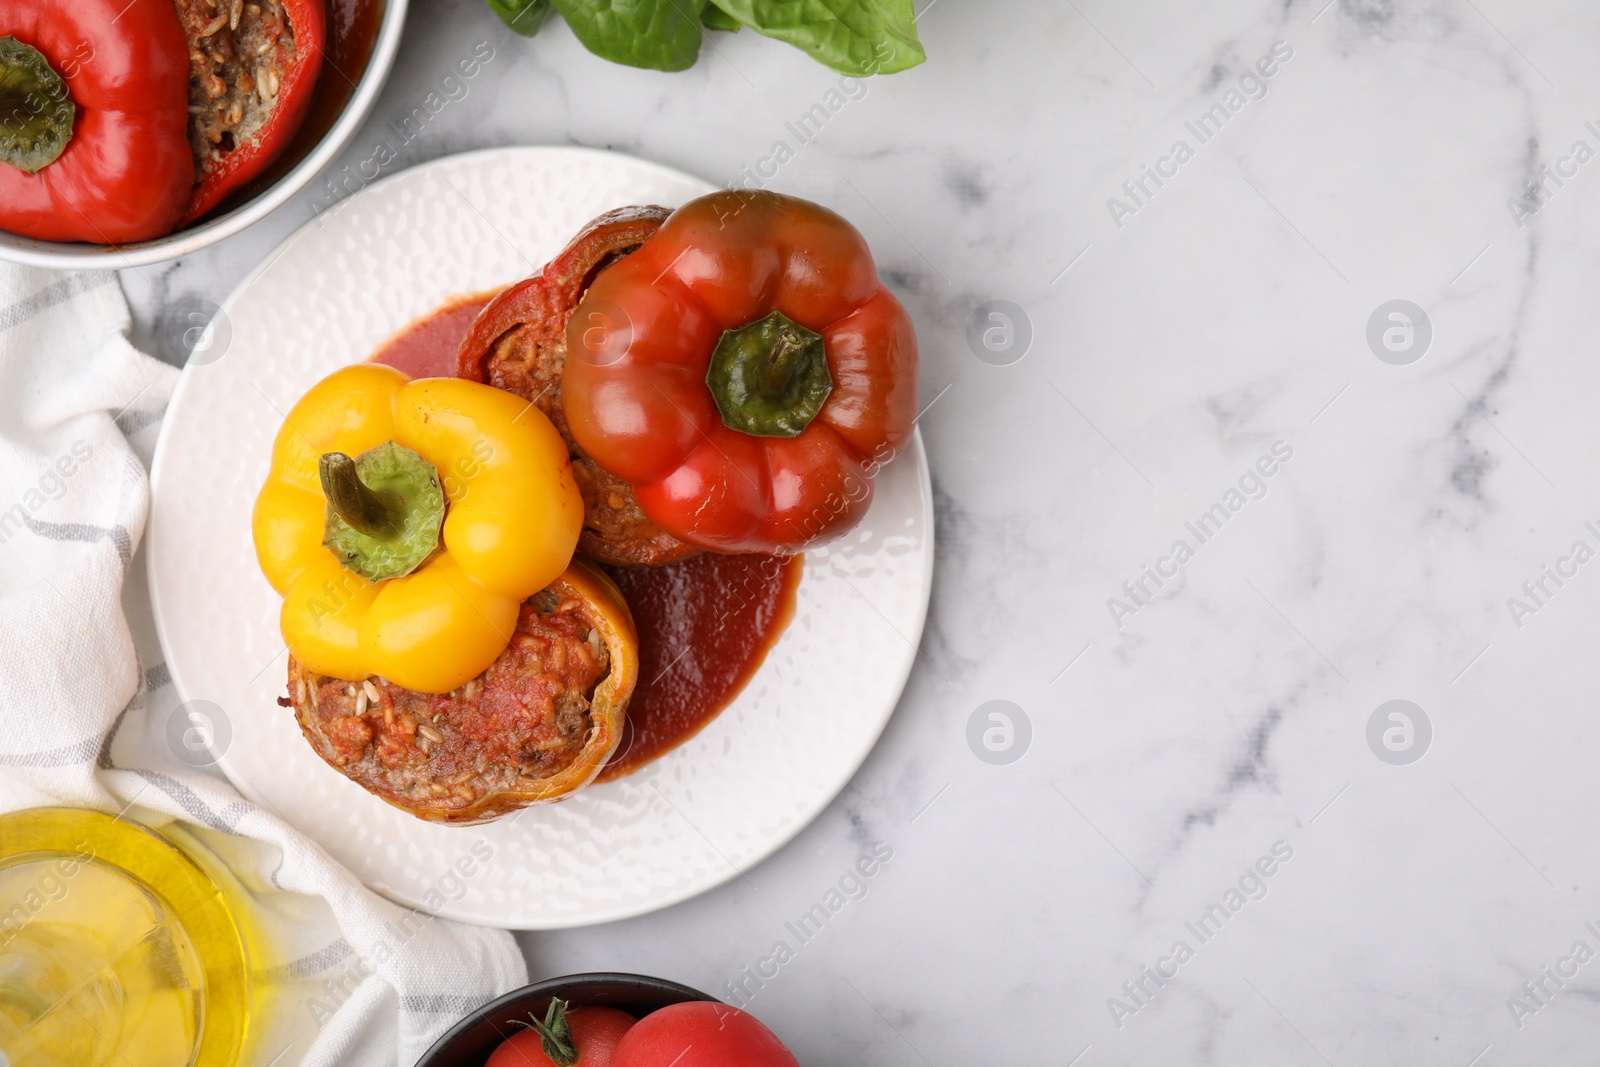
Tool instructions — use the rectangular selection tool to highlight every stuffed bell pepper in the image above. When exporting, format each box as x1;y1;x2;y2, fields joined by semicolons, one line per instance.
254;364;639;824
457;190;920;560
560;190;919;555
0;0;324;243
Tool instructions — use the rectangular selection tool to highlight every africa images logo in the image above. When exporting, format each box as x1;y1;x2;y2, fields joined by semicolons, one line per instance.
1105;41;1294;230
1106;841;1295;1029
1107;441;1294;628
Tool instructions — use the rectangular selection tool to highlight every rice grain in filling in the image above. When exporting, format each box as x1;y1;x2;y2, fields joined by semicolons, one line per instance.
173;0;296;165
284;590;612;818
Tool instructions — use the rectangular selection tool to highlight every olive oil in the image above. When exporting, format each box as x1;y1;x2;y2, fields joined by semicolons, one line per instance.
0;808;251;1067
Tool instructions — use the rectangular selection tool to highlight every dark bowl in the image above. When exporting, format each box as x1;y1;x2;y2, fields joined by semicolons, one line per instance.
415;973;718;1067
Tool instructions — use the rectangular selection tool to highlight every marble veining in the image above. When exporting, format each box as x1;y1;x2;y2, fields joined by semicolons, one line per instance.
119;0;1600;1062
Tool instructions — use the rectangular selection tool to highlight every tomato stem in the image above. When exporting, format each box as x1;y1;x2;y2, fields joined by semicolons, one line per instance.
514;998;580;1067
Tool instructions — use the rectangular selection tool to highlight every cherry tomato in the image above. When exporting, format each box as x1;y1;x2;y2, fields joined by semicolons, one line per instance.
486;1002;636;1067
612;1002;798;1067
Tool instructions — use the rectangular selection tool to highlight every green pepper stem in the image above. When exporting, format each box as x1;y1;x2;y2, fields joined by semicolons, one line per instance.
705;311;832;439
0;36;75;175
760;326;807;395
319;452;398;538
320;443;447;582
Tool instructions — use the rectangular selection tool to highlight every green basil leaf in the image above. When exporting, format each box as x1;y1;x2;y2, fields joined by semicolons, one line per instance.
486;0;555;36
711;0;925;75
702;4;742;30
550;0;707;72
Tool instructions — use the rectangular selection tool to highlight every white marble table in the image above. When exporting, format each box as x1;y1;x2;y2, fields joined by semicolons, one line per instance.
124;0;1600;1062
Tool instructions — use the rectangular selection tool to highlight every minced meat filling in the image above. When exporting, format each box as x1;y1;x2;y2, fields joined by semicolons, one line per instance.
287;593;610;815
173;0;296;166
488;329;701;567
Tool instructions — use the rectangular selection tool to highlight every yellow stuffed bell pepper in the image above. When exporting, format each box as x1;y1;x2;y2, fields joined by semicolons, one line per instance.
252;364;582;694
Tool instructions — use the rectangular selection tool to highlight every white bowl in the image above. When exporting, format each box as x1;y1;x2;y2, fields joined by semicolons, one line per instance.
0;0;408;270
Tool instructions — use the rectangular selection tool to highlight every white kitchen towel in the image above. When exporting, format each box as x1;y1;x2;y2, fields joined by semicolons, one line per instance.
0;264;527;1067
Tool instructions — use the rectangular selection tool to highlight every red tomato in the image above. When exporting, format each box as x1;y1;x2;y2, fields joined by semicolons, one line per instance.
486;1004;636;1067
612;1002;799;1067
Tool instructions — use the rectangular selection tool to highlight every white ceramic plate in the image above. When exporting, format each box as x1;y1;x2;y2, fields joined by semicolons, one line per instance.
147;147;933;929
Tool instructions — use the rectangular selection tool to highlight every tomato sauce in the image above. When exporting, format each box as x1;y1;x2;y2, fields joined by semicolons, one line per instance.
598;553;802;780
372;294;493;378
371;296;802;779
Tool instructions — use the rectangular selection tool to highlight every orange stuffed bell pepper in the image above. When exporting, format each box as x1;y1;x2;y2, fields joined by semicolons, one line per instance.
253;364;582;694
560;189;918;554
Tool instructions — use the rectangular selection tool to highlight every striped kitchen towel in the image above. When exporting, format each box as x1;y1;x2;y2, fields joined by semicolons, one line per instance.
0;264;527;1067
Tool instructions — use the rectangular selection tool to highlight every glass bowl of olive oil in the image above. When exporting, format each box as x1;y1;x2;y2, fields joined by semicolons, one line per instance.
0;807;252;1067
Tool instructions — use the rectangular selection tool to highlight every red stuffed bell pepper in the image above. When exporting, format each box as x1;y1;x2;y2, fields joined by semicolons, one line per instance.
562;190;919;555
0;0;193;243
0;0;325;243
175;0;326;224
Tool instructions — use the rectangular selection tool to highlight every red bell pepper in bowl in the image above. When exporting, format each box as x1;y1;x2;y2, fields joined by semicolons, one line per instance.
0;0;193;243
0;0;326;244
